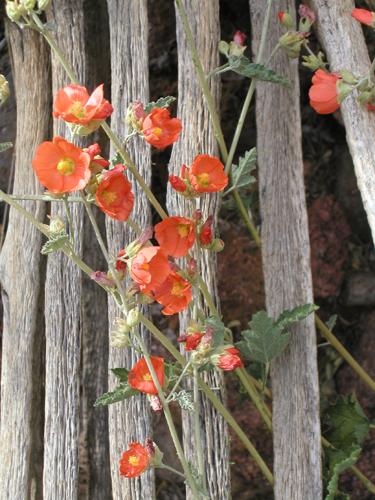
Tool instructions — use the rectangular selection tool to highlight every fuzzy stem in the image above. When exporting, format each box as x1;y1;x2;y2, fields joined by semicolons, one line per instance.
166;360;192;403
315;315;375;392
158;463;185;479
236;368;272;430
133;330;201;497
194;366;207;493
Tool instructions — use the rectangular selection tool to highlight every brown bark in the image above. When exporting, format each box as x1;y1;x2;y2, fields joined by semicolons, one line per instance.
106;1;154;498
169;1;231;498
0;22;50;500
309;0;375;244
44;2;87;498
249;1;322;499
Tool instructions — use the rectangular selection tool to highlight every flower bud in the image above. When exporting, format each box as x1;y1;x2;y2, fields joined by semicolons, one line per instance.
21;0;36;10
278;11;294;29
192;209;203;222
110;317;131;348
169;175;187;193
187;257;197;277
6;2;22;22
145;439;164;466
210;238;225;253
49;216;65;235
279;31;305;59
199;216;214;247
38;0;51;10
301;51;327;72
90;271;116;288
233;30;247;47
126;100;146;132
0;75;10;106
126;308;140;327
298;5;316;23
67;121;102;137
218;40;229;57
148;395;163;413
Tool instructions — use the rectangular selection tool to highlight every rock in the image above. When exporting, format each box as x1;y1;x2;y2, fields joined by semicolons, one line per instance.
343;272;375;307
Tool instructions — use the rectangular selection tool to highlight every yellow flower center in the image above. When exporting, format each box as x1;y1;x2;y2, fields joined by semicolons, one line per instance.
171;280;185;296
177;223;190;238
56;158;75;176
152;127;163;136
140;263;150;271
101;190;117;204
128;455;140;466
143;373;153;381
196;173;210;187
69;101;87;119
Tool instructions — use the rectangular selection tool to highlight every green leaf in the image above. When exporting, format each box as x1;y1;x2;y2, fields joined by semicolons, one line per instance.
225;148;257;195
326;395;369;450
325;446;361;500
41;233;69;255
275;304;319;331
323;395;370;500
0;142;13;153
110;368;129;383
326;315;337;331
227;55;290;86
144;96;176;114
94;383;138;407
237;311;290;364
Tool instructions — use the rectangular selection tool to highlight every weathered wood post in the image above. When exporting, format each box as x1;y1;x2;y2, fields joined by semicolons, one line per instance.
43;2;87;497
0;23;50;500
169;1;231;498
106;2;154;498
309;0;375;245
249;1;322;499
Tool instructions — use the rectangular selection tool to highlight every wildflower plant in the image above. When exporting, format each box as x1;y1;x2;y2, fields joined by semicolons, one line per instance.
1;1;375;499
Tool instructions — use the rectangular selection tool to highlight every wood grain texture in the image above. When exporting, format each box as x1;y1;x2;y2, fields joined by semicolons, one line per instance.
106;2;154;498
0;23;50;500
44;2;87;498
308;0;375;244
170;1;231;498
249;1;322;499
80;2;112;498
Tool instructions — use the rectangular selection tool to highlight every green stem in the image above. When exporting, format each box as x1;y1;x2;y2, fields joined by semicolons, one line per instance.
63;196;75;245
236;368;272;430
166;359;192;403
140;314;274;485
133;330;201;498
158;463;185;479
194;366;207;494
315;315;375;392
196;275;219;317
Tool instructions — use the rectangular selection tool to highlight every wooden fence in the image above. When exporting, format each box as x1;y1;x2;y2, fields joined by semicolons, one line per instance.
1;0;374;499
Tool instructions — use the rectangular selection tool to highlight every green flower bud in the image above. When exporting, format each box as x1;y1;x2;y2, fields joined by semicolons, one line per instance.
0;75;10;106
38;0;51;10
126;308;140;328
49;216;65;235
6;2;22;22
21;0;36;10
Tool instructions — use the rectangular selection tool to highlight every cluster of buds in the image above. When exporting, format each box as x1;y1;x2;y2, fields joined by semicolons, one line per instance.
109;309;140;348
6;0;50;22
218;30;248;58
178;323;243;371
278;4;316;59
0;75;10;106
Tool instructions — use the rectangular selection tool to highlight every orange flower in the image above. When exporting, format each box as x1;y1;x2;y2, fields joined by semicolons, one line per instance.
216;347;244;371
154;271;192;315
128;356;165;395
178;332;203;351
96;165;134;221
130;246;171;294
142;108;182;149
309;70;340;114
32;136;91;194
188;154;228;193
53;83;113;125
119;442;151;478
351;8;375;27
155;216;195;258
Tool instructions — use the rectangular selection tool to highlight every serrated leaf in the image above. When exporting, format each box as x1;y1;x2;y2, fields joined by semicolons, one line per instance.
94;383;138;407
325;446;361;500
227;55;290;86
168;390;195;411
239;311;290;364
226;148;257;195
144;96;176;114
110;151;123;168
326;395;369;450
323;395;370;500
110;368;129;383
0;142;13;153
275;304;319;331
41;233;69;255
